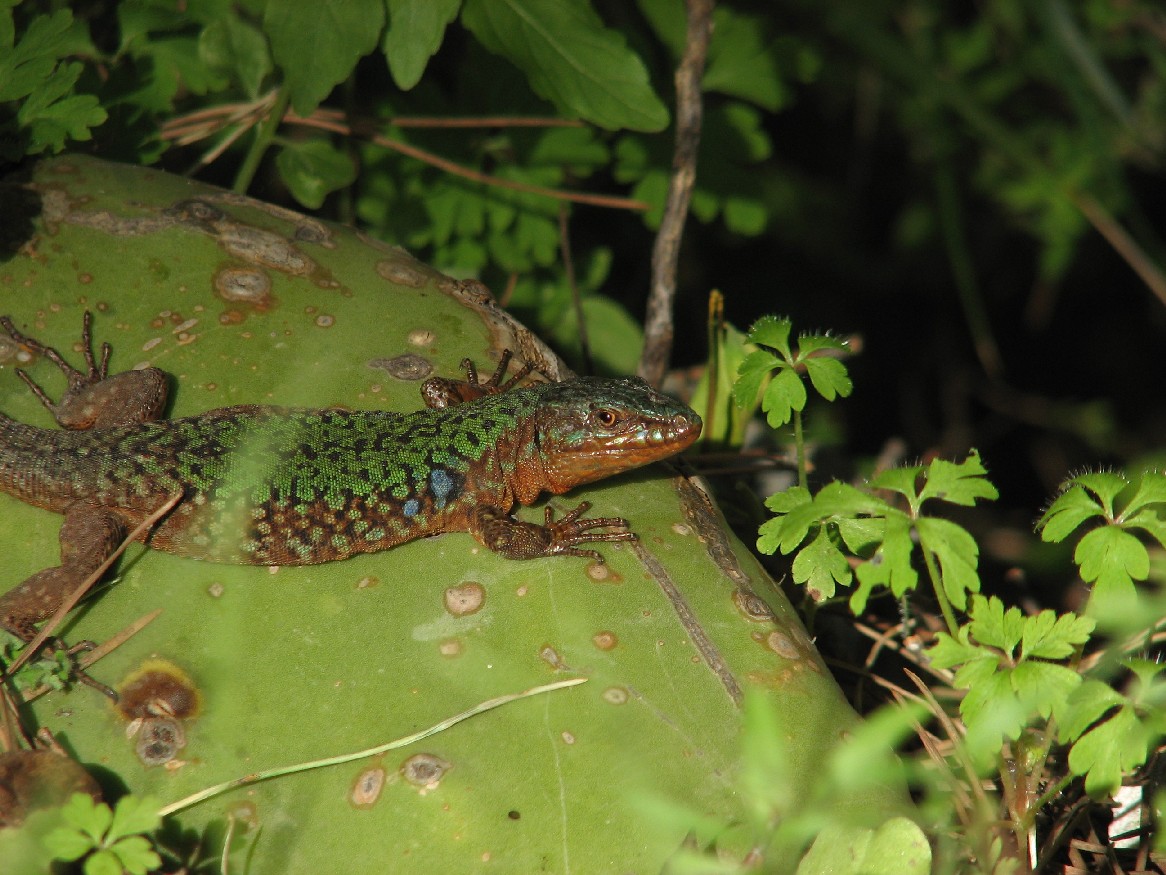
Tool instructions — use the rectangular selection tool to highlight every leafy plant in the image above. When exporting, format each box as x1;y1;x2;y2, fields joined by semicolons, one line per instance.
735;313;1166;869
44;793;161;875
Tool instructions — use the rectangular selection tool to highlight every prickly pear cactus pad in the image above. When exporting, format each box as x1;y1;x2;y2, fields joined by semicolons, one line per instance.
0;157;911;874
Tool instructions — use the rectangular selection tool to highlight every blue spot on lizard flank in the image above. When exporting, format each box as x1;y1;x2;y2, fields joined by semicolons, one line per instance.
403;498;420;517
429;469;457;510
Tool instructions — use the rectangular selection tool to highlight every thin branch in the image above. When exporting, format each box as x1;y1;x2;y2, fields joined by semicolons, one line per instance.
638;0;715;387
285;112;647;212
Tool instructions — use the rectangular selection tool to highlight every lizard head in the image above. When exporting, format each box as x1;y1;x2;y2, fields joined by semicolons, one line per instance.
534;377;702;494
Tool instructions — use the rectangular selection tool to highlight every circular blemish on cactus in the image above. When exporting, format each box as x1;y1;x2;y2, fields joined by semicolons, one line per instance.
376;258;427;288
116;659;200;721
400;753;450;790
407;328;436;347
134;716;185;767
602;687;629;705
592;631;618;651
586;562;621;583
444;582;485;616
214;265;272;308
732;589;775;622
369;354;433;381
766;631;801;660
351;766;386;809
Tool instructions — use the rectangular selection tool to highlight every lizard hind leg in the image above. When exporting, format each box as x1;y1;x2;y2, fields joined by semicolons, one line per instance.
0;311;169;429
0;500;126;698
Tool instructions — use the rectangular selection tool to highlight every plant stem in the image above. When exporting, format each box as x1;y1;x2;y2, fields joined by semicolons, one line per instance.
234;87;290;194
793;409;807;490
920;541;959;635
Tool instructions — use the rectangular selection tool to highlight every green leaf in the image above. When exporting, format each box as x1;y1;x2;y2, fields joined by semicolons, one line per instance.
791;527;852;598
1124;508;1166;550
869;466;923;500
84;849;124;875
1121;471;1166;514
199;14;272;98
264;0;385;117
1056;678;1124;741
61;792;111;845
1010;660;1082;720
966;595;1023;654
0;9;72;101
746;315;793;358
1020;609;1094;660
918;450;999;507
1073;471;1129;518
802;356;852;402
917;517;981;611
383;0;461;90
1068;705;1151;798
732;348;778;411
109;835;161;874
1075;525;1149;584
44;825;94;863
461;0;668;131
703;8;786;111
1038;484;1104;542
927;627;985;671
275;139;358;209
105;796;160;844
760;367;807;428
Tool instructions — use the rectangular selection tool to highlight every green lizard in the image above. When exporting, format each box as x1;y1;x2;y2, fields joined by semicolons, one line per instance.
0;312;701;653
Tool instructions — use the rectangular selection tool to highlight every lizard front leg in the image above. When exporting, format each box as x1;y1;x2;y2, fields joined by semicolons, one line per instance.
1;311;169;428
421;349;535;410
470;501;636;561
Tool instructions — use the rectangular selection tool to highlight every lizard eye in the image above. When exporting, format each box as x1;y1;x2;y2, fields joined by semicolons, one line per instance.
592;408;619;428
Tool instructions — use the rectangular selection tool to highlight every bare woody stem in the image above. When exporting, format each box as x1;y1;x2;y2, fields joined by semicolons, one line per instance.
639;0;715;387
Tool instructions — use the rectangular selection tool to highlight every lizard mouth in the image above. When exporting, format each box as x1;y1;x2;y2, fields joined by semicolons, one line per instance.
547;412;702;489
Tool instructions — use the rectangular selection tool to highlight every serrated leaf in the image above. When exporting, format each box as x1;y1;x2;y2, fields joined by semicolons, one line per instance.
1122;471;1166;515
918;517;981;611
791;527;851;598
762;367;807;428
851;515;916;614
106;796;160;844
383;0;460;90
44;825;94;863
1124;508;1166;550
1056;679;1125;740
1011;660;1082;719
1072;471;1129;517
0;9;71;101
85;849;124;875
1068;705;1151;798
61;792;111;844
960;666;1025;741
265;0;384;117
461;0;667;131
927;627;985;671
967;594;1024;655
746;315;792;358
869;465;923;500
802;356;852;402
1037;485;1104;542
835;515;885;554
110;835;161;874
918;450;999;507
764;485;812;515
276;139;357;209
1075;525;1149;583
732;348;778;411
1021;609;1094;660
